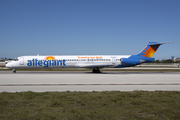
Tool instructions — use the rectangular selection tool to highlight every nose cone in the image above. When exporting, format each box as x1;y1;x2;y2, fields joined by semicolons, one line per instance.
6;63;12;68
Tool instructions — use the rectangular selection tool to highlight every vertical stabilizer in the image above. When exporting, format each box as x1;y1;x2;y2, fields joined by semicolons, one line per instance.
137;42;173;58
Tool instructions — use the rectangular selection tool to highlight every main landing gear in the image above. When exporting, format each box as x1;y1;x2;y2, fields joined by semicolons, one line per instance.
92;69;100;73
13;69;16;73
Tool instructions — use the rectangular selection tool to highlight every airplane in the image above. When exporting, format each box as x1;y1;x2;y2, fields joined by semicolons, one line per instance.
6;42;172;73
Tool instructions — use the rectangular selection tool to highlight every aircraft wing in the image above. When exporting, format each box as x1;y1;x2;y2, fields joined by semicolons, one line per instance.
75;64;115;69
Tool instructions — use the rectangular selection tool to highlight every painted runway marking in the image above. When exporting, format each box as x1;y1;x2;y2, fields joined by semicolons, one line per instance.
0;83;180;86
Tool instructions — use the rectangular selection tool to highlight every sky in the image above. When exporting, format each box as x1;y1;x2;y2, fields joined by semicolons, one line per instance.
0;0;180;60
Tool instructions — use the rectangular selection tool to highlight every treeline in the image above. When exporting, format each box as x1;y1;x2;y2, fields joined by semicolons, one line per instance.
152;59;179;63
0;57;13;62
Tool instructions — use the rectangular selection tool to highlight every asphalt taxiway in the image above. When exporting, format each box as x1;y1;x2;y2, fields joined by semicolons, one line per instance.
0;71;180;92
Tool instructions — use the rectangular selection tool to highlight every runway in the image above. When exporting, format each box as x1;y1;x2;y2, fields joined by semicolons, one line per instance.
0;71;180;92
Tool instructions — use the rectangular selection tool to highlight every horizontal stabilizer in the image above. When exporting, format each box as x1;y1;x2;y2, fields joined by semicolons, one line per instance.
149;41;174;45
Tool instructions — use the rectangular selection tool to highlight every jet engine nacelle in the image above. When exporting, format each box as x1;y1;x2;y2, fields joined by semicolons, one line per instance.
120;58;143;65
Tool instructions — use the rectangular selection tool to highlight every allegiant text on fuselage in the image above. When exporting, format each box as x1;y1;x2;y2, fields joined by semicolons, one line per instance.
27;59;66;68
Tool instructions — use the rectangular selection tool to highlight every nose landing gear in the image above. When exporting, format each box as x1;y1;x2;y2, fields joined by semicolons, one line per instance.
13;69;16;73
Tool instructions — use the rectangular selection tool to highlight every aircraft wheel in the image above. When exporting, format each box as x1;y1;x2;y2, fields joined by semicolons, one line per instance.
13;69;16;73
92;69;100;73
93;69;96;73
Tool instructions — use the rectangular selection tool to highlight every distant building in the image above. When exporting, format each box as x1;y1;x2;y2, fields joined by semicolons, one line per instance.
0;59;4;62
175;58;180;61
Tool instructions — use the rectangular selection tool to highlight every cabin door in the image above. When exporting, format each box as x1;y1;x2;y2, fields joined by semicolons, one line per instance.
20;57;24;65
111;57;116;64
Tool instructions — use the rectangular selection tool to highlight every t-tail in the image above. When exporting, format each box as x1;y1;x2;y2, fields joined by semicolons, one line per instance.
120;41;173;67
137;42;173;58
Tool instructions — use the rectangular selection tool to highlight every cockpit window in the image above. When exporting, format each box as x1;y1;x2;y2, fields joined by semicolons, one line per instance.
12;58;19;61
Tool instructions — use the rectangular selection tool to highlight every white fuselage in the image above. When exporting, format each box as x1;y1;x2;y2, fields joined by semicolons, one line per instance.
6;55;130;69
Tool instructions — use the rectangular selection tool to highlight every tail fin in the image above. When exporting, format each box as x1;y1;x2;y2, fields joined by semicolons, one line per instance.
137;42;173;58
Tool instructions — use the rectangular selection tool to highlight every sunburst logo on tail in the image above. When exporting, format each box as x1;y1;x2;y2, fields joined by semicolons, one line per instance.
141;45;160;57
45;56;55;60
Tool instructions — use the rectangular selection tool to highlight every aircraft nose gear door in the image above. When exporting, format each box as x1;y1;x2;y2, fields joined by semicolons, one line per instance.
20;57;24;65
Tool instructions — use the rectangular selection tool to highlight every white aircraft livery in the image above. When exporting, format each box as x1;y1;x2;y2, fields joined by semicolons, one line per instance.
6;42;172;73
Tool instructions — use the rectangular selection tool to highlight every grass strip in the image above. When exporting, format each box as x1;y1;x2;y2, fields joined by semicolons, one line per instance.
0;91;180;120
